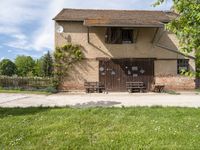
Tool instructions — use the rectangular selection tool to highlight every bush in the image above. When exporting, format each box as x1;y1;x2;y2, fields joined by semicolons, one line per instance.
0;59;17;76
44;86;58;93
164;90;180;95
15;55;35;76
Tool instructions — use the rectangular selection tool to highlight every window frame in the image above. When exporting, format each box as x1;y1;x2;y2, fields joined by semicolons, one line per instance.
177;59;189;74
122;29;134;44
105;27;134;44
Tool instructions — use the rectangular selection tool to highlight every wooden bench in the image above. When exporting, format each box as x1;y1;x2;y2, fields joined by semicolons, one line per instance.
126;82;146;93
84;82;105;93
154;84;165;93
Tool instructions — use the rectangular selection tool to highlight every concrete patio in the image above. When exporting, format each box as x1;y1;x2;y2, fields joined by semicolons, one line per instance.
0;92;200;108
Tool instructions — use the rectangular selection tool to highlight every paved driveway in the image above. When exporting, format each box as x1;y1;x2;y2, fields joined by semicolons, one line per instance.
0;93;200;108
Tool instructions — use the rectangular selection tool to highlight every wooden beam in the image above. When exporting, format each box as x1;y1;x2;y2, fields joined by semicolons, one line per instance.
87;27;90;43
96;57;157;61
156;58;182;60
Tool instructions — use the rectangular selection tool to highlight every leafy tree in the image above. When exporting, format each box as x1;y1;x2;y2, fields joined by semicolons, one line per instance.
0;59;17;76
154;0;200;76
15;55;35;76
33;58;44;77
42;51;53;77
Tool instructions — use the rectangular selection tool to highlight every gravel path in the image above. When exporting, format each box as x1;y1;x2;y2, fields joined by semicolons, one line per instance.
0;93;200;108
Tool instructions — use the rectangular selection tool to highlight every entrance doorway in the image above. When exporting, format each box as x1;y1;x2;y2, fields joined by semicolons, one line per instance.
99;59;154;92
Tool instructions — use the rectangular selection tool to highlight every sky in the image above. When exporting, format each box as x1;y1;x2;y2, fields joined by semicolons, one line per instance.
0;0;173;61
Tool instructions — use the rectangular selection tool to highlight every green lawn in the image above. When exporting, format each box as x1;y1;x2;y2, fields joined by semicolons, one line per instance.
0;107;200;149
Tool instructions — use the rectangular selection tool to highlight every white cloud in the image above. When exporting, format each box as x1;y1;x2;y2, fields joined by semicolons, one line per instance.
0;0;49;51
43;51;48;55
0;0;45;26
0;0;173;54
0;57;5;61
32;0;66;51
4;33;30;50
0;26;20;35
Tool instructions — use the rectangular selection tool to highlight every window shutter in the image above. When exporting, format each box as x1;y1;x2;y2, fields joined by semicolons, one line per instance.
133;29;138;43
111;28;122;44
105;27;112;43
106;27;122;44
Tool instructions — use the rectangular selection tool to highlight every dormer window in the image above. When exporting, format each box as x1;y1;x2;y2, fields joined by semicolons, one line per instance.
105;27;134;44
122;29;133;44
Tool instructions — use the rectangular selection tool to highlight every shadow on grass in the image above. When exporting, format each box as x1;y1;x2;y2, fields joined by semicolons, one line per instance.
0;107;51;118
73;101;122;108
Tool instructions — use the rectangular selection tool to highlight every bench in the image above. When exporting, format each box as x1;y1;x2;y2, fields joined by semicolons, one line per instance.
84;82;105;93
126;82;146;93
154;84;165;93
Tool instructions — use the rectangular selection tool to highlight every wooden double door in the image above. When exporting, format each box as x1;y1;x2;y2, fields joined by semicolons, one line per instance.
99;59;154;92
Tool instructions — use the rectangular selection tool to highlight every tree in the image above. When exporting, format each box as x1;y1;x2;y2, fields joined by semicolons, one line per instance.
33;58;44;77
15;55;35;76
42;51;53;77
154;0;200;76
0;59;17;76
54;44;83;88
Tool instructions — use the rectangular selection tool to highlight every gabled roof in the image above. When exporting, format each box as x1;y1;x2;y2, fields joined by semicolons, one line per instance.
53;9;170;27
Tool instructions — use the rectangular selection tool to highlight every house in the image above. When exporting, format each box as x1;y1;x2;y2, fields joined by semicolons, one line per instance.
53;8;196;92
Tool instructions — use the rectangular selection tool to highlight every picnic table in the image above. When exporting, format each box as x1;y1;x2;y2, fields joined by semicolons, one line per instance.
84;82;105;93
126;82;146;93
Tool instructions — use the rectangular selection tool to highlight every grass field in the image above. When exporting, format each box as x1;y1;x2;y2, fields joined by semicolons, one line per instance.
0;107;200;149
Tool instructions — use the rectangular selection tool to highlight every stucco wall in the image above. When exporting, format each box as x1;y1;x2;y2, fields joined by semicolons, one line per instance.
60;59;99;91
155;60;177;76
55;22;183;58
55;21;196;91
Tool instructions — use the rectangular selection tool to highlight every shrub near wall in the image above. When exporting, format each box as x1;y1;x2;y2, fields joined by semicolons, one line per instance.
0;76;56;93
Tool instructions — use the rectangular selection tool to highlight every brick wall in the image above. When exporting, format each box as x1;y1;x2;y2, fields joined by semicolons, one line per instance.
155;75;196;90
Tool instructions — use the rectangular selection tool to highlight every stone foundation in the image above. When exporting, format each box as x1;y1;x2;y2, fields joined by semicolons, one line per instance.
155;75;195;90
60;76;196;92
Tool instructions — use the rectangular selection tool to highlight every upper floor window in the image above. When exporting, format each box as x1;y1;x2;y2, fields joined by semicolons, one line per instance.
105;27;134;44
122;29;133;44
177;59;189;74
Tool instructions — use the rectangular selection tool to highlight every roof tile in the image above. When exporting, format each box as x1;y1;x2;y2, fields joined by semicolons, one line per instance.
53;8;170;24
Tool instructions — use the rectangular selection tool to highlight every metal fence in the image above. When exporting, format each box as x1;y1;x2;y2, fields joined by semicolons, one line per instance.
0;76;54;90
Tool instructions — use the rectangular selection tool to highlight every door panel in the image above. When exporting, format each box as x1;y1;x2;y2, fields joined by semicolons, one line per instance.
99;59;154;92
